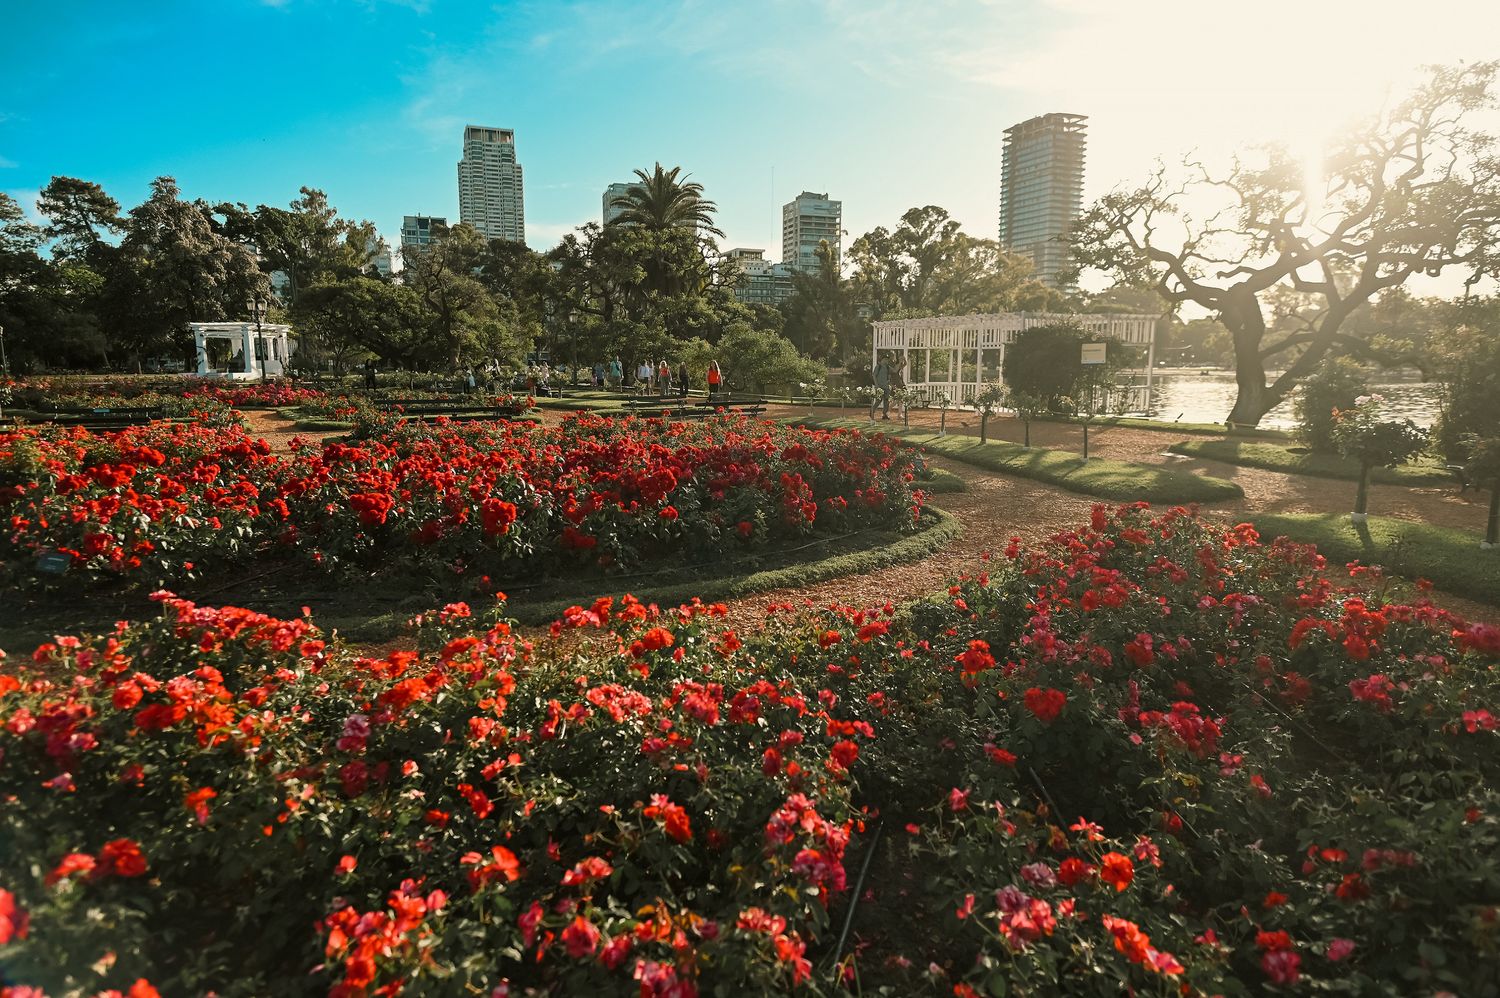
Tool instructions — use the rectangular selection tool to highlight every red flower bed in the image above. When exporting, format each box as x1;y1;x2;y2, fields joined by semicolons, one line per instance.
0;413;924;584
1;504;1497;995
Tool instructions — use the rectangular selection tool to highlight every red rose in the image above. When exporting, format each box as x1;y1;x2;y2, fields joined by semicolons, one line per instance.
1024;687;1067;724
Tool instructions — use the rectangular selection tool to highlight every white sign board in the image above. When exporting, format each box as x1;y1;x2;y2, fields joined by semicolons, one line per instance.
1080;342;1107;365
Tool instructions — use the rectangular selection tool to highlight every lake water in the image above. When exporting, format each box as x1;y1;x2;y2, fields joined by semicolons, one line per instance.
1144;370;1442;429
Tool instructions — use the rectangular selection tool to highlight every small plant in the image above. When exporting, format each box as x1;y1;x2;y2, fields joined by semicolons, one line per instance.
932;390;951;436
1009;391;1048;448
974;383;1005;443
1330;395;1429;522
799;378;827;416
894;385;924;429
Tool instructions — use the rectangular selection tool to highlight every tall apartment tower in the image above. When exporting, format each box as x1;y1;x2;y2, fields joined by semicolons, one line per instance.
781;191;842;273
998;112;1087;287
457;126;525;243
602;182;634;225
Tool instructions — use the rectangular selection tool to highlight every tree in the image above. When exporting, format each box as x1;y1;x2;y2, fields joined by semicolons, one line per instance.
291;278;425;374
403;223;534;368
716;324;821;396
36;177;123;264
848;206;1066;319
1070;62;1500;427
215;188;379;307
101;177;267;366
780;240;867;362
607;164;723;236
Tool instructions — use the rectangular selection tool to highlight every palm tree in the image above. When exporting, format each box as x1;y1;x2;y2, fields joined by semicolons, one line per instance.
607;163;724;237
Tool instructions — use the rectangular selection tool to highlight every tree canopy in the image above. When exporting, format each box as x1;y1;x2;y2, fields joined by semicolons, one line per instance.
1070;62;1500;426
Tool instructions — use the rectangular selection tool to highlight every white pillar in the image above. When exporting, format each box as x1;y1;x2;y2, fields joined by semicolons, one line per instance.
195;329;208;375
241;325;255;377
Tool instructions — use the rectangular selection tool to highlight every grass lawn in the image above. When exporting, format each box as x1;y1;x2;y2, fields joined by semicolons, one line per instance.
1169;439;1455;485
0;509;962;648
798;417;1243;504
1036;414;1293;440
1249;512;1500;607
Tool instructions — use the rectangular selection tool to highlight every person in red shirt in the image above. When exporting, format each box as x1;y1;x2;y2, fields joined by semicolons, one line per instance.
707;360;722;401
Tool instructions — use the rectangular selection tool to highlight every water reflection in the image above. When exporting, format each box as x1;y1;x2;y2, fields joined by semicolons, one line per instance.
1146;371;1442;430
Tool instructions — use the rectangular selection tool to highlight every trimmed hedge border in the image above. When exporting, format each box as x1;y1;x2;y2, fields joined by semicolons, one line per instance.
508;506;963;626
796;417;1243;504
1250;512;1500;608
1169;439;1454;486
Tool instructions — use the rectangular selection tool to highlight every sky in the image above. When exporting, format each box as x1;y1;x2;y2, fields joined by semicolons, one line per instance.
4;0;1499;271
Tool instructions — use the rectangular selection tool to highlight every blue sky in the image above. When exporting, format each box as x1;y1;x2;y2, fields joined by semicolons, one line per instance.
3;0;1496;264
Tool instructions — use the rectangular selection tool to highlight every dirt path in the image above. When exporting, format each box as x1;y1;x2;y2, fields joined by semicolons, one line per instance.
732;405;1497;626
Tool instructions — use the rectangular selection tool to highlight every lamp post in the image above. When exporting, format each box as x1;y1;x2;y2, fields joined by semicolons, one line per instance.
252;294;268;383
0;324;7;420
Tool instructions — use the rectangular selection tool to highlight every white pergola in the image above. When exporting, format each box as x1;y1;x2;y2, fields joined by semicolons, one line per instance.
190;322;294;379
871;311;1159;410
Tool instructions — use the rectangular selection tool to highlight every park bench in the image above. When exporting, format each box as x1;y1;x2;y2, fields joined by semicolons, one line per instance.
1446;464;1473;494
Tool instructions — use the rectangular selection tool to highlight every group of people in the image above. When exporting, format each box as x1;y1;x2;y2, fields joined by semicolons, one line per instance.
589;357;724;400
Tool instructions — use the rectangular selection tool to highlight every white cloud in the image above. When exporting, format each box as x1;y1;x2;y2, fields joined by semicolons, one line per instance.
0;155;16;169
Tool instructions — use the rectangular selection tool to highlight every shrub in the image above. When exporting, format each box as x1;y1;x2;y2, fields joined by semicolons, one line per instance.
1002;324;1137;405
0;413;922;588
1432;318;1500;462
1295;357;1368;451
2;506;1498;995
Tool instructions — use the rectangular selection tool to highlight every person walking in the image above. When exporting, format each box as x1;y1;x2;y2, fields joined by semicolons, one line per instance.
465;366;477;395
592;360;605;388
676;362;689;400
610;357;623;389
636;359;653;395
870;354;892;420
657;359;671;397
706;360;722;402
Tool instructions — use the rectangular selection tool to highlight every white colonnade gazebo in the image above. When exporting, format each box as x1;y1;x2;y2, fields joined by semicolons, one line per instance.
871;311;1159;410
190;322;294;379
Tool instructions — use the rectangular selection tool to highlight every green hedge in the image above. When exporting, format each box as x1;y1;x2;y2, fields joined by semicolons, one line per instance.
1250;512;1500;607
1169;439;1454;485
509;506;963;626
798;418;1243;504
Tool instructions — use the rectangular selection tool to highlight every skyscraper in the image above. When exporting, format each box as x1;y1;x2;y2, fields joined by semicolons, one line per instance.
998;112;1087;288
781;191;841;273
457;126;525;243
602;182;634;225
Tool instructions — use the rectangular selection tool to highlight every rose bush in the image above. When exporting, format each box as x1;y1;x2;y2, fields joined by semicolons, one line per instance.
0;413;925;586
1;503;1497;995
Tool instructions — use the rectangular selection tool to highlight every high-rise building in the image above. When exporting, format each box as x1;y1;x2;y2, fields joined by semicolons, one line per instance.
400;215;447;252
724;247;796;306
602;182;634;225
457;126;525;243
998;112;1087;288
781;191;841;273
